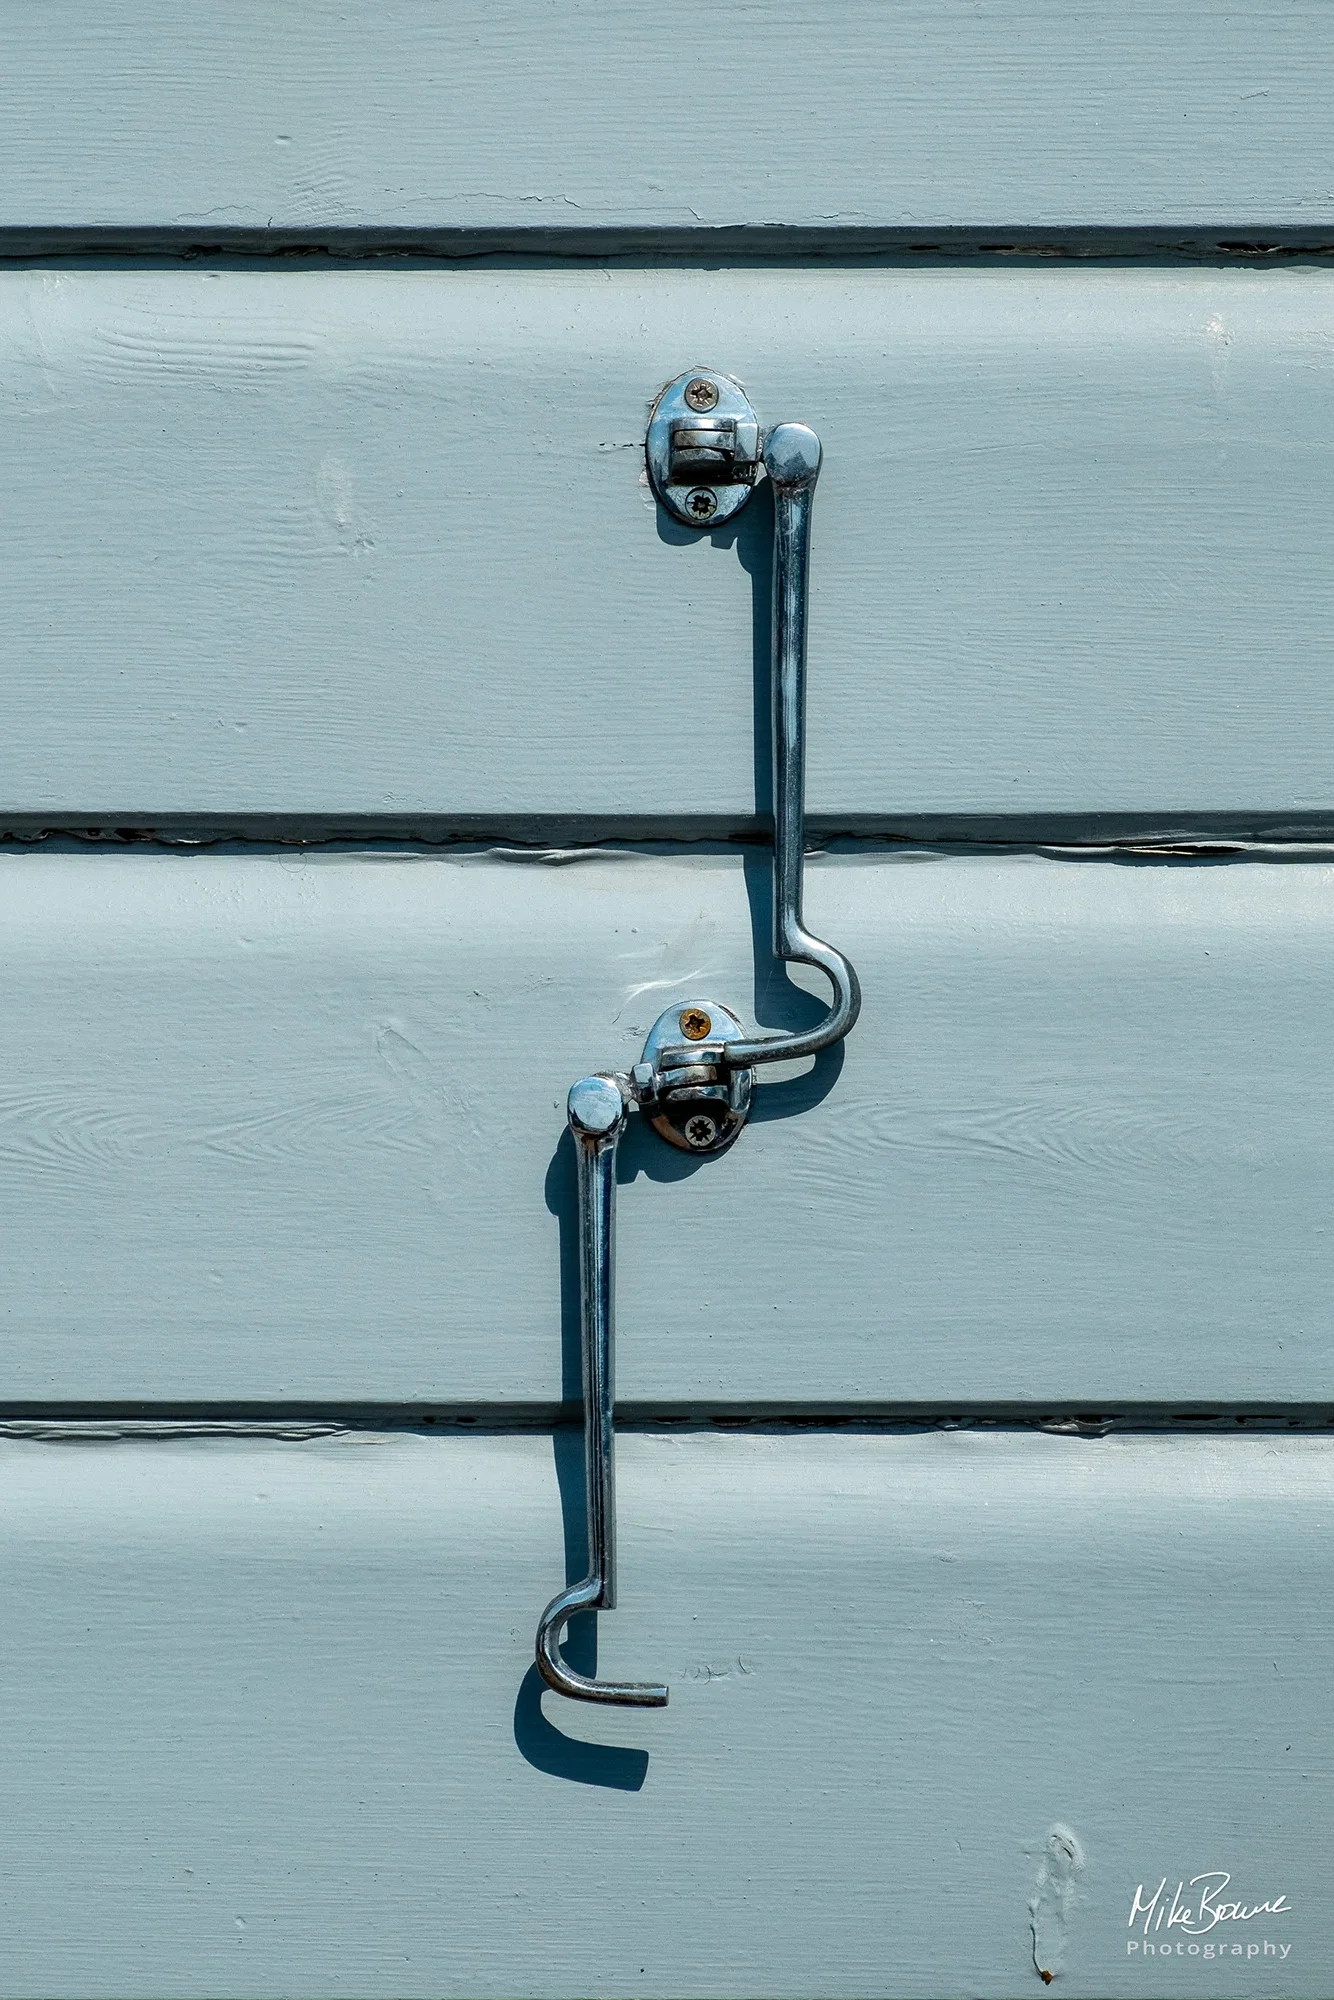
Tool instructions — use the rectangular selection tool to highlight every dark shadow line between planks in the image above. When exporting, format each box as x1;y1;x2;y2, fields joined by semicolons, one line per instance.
6;817;1334;858
4;227;1334;265
2;1404;1334;1438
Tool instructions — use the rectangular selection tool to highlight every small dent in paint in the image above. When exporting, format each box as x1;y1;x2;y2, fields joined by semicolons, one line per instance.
1029;1823;1084;1984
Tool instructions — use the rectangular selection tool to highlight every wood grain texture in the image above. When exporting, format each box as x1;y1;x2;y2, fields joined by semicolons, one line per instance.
2;845;1333;1405
0;0;1330;232
7;264;1334;823
0;1428;1322;1996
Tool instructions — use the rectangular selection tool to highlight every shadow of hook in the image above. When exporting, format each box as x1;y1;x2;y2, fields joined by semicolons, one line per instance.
512;1667;650;1793
513;1172;653;1785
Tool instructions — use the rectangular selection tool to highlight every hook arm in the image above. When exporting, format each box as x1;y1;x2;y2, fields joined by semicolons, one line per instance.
535;1075;669;1707
724;423;860;1070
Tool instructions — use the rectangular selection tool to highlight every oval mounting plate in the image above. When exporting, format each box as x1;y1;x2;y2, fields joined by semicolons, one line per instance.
645;369;761;530
639;998;753;1155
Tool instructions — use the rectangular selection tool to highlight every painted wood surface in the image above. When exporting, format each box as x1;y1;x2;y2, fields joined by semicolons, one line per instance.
0;1;1330;234
5;264;1334;827
0;1427;1320;1997
2;845;1332;1407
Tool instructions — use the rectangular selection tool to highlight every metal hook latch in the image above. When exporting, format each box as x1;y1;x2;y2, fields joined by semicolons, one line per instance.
535;1074;668;1707
534;369;862;1704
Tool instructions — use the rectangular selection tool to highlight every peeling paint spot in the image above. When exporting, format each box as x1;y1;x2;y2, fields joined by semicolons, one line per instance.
1029;1823;1085;1984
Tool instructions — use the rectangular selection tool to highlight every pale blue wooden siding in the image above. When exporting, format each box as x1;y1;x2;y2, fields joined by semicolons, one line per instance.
0;846;1328;1407
0;0;1329;234
0;1429;1321;1999
0;7;1327;1992
3;265;1334;826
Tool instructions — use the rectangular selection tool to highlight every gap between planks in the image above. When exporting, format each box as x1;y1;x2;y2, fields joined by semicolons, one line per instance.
4;228;1334;264
4;823;1334;861
2;1406;1334;1442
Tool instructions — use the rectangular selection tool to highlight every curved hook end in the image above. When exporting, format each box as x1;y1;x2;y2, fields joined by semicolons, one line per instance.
536;1582;669;1708
723;930;861;1070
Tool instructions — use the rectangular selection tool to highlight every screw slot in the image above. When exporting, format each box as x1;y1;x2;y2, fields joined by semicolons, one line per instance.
683;1114;719;1150
684;376;719;412
679;1008;712;1040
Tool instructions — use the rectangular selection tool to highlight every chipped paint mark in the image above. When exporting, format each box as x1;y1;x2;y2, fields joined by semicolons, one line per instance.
682;1655;757;1683
1205;311;1235;401
1029;1824;1085;1984
316;451;374;554
610;972;716;1024
9;272;66;413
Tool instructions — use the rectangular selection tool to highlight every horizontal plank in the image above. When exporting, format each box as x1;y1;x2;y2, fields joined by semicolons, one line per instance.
0;1428;1322;1996
0;1;1331;233
2;846;1334;1404
6;265;1334;823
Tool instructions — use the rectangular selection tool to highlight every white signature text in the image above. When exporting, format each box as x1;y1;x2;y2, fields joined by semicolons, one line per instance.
1129;1873;1292;1939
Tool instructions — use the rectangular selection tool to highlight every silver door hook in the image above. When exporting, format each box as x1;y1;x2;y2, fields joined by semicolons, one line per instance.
534;372;861;1705
727;420;860;1067
535;1076;669;1707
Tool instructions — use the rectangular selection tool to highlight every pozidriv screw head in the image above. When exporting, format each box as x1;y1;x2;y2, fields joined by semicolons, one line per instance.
684;376;719;412
683;1113;718;1150
685;487;717;522
679;1008;712;1041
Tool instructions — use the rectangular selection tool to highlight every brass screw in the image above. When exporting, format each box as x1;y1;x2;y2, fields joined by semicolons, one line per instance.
679;1007;712;1041
684;376;719;412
